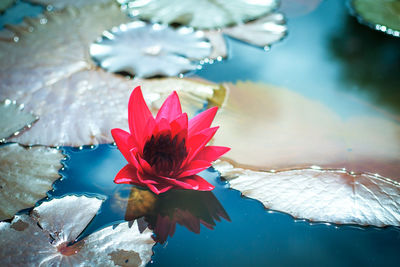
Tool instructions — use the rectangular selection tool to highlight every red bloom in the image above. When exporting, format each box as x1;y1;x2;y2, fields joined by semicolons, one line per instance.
111;86;230;194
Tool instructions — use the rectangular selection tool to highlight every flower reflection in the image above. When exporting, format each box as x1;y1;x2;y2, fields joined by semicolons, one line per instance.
112;186;230;243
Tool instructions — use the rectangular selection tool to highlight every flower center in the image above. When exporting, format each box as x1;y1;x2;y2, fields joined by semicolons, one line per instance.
143;134;187;176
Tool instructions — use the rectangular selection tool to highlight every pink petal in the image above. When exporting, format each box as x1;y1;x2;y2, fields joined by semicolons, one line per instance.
128;86;153;146
186;127;219;162
180;175;215;191
157;176;196;190
155;91;182;123
111;128;136;163
154;117;171;136
128;148;140;169
170;113;188;137
138;157;155;175
193;146;230;162
147;182;174;195
136;169;159;184
179;160;211;178
114;164;144;186
188;106;218;138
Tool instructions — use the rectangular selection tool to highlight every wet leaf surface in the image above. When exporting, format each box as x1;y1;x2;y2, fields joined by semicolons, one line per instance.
212;81;400;182
215;161;400;227
90;21;212;78
0;143;63;220
351;0;400;36
1;74;219;146
0;195;155;266
118;0;278;30
0;99;38;141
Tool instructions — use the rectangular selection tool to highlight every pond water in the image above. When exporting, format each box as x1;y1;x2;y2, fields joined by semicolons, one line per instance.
1;0;400;266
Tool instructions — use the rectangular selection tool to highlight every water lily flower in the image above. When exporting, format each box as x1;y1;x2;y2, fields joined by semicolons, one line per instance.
111;86;230;194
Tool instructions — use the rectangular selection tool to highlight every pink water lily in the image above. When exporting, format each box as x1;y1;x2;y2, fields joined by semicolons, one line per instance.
111;86;230;194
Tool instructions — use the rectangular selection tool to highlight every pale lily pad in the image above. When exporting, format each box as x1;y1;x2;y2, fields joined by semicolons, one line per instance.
27;0;113;10
0;143;64;221
118;0;278;30
0;195;155;266
90;21;212;78
215;161;400;227
0;99;38;142
0;0;14;12
212;82;400;181
351;0;400;37
1;73;221;146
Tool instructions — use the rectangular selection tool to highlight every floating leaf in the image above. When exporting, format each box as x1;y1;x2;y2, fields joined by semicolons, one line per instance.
0;2;129;95
221;12;287;48
27;0;113;10
215;161;400;227
350;0;400;37
1;72;220;146
212;82;400;181
0;0;14;12
118;0;278;30
0;195;155;266
90;21;212;78
0;143;63;221
0;99;38;141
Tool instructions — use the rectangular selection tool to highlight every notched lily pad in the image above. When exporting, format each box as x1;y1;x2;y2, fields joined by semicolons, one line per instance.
90;21;212;78
0;99;38;142
215;161;400;227
0;195;155;266
118;0;278;30
0;143;64;221
212;81;400;181
350;0;400;37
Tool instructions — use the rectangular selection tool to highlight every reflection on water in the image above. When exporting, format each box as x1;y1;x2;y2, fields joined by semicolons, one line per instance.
113;187;230;243
329;16;400;114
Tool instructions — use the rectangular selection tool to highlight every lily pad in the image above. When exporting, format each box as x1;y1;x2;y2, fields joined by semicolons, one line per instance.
1;73;221;146
0;0;14;13
0;99;38;142
90;21;212;78
212;82;400;182
0;195;155;266
215;161;400;227
118;0;278;30
351;0;400;37
27;0;113;10
0;143;64;221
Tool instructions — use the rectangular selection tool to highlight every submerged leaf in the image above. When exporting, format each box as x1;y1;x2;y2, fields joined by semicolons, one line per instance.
0;195;154;266
118;0;278;29
90;21;212;78
27;0;113;10
351;0;400;36
212;82;400;181
0;143;63;220
0;99;38;141
215;161;400;227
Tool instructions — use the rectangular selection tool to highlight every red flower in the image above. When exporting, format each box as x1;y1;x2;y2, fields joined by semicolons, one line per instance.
111;86;230;194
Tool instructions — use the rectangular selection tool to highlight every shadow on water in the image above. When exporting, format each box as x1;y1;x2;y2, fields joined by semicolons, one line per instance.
54;145;400;266
329;15;400;114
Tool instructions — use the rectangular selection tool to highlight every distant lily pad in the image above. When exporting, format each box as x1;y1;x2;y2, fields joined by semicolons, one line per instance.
118;0;278;30
27;0;113;10
211;82;400;181
90;21;212;78
0;0;14;12
351;0;400;37
215;161;400;227
0;143;64;221
0;99;38;142
0;195;155;266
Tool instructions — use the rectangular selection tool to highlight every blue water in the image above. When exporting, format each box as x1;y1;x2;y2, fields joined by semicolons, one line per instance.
55;145;400;266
